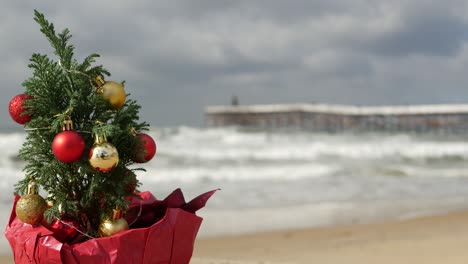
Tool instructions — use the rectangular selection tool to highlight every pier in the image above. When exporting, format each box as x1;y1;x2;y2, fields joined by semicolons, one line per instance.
205;104;468;132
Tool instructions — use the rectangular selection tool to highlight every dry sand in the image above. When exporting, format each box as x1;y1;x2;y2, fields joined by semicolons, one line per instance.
3;210;468;263
193;210;468;264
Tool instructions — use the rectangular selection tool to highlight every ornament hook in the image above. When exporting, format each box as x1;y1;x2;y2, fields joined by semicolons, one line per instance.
94;75;105;88
129;127;137;137
27;180;39;195
62;116;74;131
112;208;123;220
94;133;107;144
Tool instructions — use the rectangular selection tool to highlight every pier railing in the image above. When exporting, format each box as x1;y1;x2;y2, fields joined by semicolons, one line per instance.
205;104;468;132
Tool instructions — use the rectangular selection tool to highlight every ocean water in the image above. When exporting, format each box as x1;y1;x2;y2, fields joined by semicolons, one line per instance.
3;126;468;253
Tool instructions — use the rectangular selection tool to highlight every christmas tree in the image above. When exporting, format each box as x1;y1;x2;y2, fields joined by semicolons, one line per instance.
9;10;157;241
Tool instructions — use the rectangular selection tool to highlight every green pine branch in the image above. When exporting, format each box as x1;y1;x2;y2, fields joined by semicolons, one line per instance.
17;10;150;238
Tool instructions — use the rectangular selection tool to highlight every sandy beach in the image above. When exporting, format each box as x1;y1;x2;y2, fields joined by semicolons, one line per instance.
2;210;468;263
193;210;468;264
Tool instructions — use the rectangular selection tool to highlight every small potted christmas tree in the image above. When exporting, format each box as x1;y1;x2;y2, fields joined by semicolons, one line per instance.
5;10;215;264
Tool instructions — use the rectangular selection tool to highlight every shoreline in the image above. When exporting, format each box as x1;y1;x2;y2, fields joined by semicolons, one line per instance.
3;209;468;263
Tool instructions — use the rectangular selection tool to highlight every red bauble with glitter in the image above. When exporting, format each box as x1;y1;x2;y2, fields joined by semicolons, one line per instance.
52;131;86;163
9;94;32;124
49;216;80;243
133;133;157;163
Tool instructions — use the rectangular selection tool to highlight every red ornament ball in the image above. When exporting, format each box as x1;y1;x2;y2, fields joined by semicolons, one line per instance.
9;94;32;124
49;216;80;243
133;133;157;163
52;131;85;163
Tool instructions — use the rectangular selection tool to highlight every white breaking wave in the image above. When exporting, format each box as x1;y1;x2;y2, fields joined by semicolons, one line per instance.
141;163;338;183
157;127;468;162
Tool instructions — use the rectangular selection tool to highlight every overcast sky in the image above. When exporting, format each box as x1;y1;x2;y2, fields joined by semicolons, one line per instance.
3;1;468;128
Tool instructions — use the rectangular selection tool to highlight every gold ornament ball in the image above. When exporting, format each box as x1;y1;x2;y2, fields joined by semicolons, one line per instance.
101;81;126;109
89;142;119;172
98;218;129;237
15;194;47;225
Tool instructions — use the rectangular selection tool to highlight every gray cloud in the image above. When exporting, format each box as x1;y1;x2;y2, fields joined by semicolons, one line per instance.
2;1;468;129
367;2;468;56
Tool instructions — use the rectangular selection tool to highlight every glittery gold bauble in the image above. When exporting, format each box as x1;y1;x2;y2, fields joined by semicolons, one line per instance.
95;76;126;109
15;181;47;225
88;134;119;172
98;209;129;237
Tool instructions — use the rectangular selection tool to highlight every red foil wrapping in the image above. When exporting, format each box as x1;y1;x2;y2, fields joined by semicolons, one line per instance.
5;189;217;264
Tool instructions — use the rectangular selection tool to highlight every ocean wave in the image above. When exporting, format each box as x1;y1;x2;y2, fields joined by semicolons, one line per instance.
155;127;468;162
3;127;468;207
138;163;339;183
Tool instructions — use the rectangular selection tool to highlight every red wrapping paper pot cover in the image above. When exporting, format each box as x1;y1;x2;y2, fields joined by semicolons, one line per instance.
5;189;217;264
